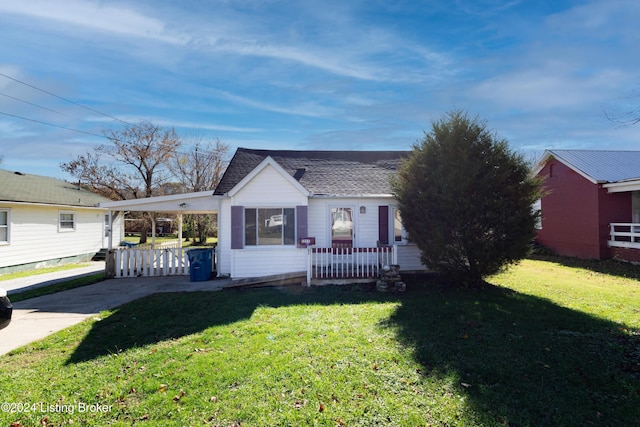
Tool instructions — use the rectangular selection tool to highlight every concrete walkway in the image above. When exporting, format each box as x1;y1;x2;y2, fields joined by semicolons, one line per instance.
1;262;107;294
0;268;231;357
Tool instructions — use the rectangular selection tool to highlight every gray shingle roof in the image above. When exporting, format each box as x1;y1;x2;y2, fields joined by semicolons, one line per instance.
0;169;111;207
214;148;409;197
549;150;640;183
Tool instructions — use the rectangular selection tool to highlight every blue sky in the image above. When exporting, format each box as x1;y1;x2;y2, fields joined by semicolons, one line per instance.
1;0;638;179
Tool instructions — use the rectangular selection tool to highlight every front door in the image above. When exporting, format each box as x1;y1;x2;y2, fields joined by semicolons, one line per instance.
331;207;354;248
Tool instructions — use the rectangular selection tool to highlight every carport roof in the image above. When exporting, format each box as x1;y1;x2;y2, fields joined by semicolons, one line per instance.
99;191;220;213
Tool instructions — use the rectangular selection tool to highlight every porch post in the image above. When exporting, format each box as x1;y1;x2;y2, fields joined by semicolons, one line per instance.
306;247;312;286
151;216;157;249
107;210;113;250
177;214;183;248
105;210;115;279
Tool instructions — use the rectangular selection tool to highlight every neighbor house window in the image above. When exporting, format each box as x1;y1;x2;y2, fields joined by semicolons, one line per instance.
533;199;542;230
245;208;295;246
59;211;76;231
0;209;9;243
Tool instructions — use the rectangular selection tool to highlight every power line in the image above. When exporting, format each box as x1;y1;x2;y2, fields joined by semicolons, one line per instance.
0;71;132;125
0;109;222;156
0;91;63;115
0;110;105;139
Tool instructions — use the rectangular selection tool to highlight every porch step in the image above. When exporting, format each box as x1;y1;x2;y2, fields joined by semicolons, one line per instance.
224;271;307;289
92;248;108;261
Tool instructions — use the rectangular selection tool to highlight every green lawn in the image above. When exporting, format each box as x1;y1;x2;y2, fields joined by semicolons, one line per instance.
0;257;638;426
0;263;95;282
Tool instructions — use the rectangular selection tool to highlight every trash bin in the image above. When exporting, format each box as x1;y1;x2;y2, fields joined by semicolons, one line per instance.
187;248;213;282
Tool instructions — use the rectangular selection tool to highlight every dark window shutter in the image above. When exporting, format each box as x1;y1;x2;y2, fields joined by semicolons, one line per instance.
378;205;389;245
296;205;308;246
231;206;244;249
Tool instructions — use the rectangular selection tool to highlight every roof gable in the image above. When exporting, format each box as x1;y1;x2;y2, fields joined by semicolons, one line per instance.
227;156;310;197
0;169;110;207
215;148;409;197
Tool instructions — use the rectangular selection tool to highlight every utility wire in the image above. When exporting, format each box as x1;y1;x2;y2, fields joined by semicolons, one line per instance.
0;74;228;157
0;71;132;125
0;109;226;158
0;91;63;115
0;110;105;138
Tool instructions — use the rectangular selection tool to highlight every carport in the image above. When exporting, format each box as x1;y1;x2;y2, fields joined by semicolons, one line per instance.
99;191;222;278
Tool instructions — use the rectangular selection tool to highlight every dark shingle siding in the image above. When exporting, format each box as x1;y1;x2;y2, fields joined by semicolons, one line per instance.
0;170;110;207
214;148;409;196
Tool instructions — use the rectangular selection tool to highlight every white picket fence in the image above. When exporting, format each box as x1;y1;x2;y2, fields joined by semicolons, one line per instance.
111;247;216;278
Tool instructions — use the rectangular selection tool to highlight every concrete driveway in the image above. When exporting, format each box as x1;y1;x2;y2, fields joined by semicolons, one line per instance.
0;272;231;357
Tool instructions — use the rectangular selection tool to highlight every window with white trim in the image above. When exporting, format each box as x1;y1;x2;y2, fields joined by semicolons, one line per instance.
59;211;76;231
245;208;295;246
0;209;9;243
393;208;408;243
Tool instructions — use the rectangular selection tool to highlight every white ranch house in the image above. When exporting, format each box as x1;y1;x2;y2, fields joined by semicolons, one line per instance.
101;148;427;284
0;169;124;274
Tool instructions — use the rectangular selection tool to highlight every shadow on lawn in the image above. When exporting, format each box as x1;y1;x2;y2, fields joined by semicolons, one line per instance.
66;280;640;425
65;285;384;364
387;278;640;426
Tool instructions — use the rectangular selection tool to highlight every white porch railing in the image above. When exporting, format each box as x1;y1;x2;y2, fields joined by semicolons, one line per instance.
111;247;217;278
307;246;395;284
608;223;640;249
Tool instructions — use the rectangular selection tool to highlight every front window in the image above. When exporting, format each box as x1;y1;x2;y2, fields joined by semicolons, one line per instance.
393;208;408;243
59;211;76;231
0;209;9;243
245;208;295;246
331;207;353;248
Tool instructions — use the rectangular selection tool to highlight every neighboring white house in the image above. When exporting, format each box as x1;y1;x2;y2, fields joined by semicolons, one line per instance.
101;148;428;282
0;169;124;274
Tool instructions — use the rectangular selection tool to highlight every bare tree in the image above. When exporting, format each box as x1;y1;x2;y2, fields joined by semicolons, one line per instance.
170;137;230;244
604;90;640;126
171;136;229;192
61;121;181;242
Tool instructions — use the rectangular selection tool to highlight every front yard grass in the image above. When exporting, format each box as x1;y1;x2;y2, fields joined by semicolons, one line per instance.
0;257;638;426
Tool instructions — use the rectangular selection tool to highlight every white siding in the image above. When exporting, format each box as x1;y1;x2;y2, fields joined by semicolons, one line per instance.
0;203;115;268
307;199;330;247
217;198;232;276
219;165;309;278
231;164;307;206
232;247;307;278
395;244;428;271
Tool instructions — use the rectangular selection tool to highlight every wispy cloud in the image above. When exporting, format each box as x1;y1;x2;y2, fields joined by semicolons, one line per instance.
0;0;188;44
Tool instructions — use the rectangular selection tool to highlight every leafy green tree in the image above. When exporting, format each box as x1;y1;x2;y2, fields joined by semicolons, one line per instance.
393;110;542;286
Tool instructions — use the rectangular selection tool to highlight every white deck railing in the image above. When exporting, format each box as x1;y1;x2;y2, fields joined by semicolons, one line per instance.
307;246;395;284
608;223;640;248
